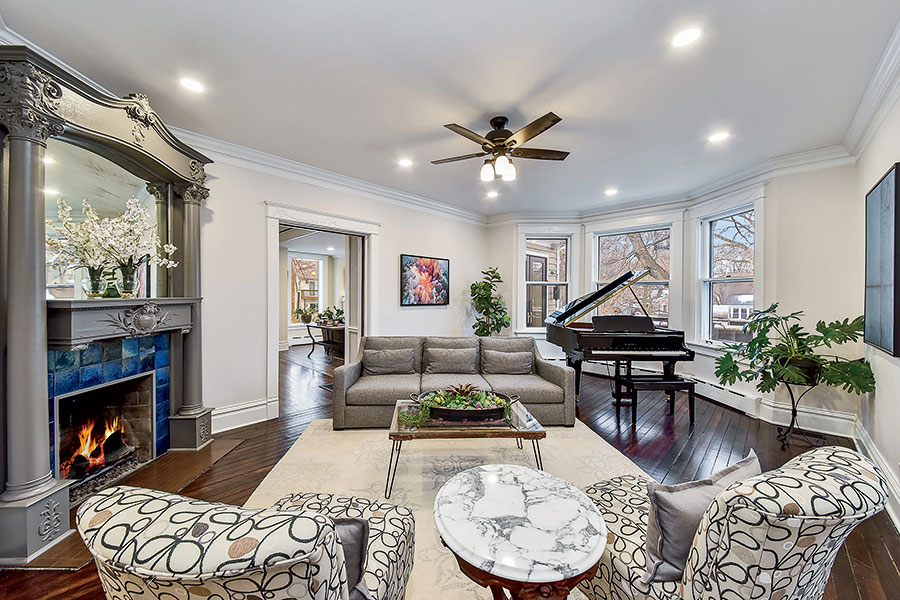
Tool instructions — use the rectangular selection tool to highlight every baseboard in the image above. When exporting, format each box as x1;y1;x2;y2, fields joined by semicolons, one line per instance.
855;420;900;532
581;361;857;437
278;340;289;352
211;396;279;434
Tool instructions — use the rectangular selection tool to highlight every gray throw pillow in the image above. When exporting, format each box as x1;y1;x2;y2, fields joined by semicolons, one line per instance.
334;518;374;600
424;347;478;374
362;348;415;375
482;349;533;374
643;449;761;583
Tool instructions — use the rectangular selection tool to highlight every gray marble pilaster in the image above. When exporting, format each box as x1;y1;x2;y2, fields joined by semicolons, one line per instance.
0;134;7;497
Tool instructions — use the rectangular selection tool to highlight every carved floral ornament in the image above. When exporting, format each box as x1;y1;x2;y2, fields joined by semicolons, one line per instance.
101;302;172;336
0;61;64;141
175;181;210;206
123;92;158;146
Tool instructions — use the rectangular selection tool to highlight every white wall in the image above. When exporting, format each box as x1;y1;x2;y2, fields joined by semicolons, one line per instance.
200;160;487;415
857;91;900;500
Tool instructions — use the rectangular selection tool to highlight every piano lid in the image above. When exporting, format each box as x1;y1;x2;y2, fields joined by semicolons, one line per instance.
544;269;650;328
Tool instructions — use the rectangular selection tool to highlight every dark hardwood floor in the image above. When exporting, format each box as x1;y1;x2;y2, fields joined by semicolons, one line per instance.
2;346;898;600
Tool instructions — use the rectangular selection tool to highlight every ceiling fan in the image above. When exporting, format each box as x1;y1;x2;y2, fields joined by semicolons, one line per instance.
432;112;569;182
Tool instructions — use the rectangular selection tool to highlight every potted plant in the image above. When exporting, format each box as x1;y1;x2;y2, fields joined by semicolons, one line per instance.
294;306;316;324
470;267;511;336
714;303;875;447
319;306;335;325
334;306;345;324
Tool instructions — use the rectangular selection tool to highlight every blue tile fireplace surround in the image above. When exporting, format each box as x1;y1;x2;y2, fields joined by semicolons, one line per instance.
48;333;171;475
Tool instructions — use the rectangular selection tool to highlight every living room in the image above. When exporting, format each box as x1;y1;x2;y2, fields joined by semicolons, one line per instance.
2;2;900;599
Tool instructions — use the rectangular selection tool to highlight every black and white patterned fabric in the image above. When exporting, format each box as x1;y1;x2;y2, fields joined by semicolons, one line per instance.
271;492;416;600
578;447;888;600
77;486;415;600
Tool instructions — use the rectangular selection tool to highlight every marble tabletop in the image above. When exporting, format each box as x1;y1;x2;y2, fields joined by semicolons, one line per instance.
433;464;607;583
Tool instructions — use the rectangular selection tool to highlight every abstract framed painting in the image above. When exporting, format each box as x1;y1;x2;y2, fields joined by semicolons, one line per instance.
400;254;450;306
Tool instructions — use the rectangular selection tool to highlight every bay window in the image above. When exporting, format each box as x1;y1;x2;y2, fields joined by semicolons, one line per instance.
702;209;755;343
596;228;671;326
524;238;569;328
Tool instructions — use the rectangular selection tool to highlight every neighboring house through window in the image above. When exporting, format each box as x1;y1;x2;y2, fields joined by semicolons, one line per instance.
524;238;568;328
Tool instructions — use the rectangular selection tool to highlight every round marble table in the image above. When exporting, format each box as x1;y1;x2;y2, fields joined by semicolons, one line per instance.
434;464;607;599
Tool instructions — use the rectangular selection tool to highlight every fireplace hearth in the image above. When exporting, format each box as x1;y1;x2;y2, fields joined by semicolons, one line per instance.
55;373;155;502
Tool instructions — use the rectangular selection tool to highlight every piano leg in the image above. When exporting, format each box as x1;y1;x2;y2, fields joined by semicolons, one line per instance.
612;360;634;407
663;360;677;406
568;358;583;397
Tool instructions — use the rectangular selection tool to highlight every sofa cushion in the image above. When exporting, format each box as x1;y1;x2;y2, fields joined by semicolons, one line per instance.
362;348;416;375
346;374;421;406
482;349;533;374
424;347;478;374
363;336;424;372
483;373;563;404
644;450;761;582
480;336;534;353
421;373;491;392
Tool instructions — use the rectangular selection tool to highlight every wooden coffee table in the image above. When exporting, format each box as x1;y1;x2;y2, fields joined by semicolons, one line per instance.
434;464;607;600
385;399;546;498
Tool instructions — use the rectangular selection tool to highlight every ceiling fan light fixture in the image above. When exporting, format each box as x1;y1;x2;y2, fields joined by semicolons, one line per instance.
480;159;495;182
494;153;511;175
501;160;516;181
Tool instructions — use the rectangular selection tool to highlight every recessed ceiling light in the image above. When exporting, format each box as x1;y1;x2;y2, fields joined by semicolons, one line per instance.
327;246;335;252
43;156;55;165
486;191;499;198
604;188;619;197
180;78;205;93
43;188;59;196
398;158;413;167
708;131;731;143
672;27;702;47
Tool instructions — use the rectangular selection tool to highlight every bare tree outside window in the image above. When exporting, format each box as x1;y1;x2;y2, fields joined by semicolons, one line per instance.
596;229;671;326
706;210;755;342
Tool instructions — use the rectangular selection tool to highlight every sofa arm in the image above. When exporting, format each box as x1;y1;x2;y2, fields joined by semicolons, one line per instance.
273;493;416;600
76;486;349;600
535;353;576;425
333;361;363;430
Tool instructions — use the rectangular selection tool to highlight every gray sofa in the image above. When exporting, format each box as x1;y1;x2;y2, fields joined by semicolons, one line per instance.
333;336;575;429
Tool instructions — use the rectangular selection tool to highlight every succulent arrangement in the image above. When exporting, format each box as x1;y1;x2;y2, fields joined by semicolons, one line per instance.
398;384;511;426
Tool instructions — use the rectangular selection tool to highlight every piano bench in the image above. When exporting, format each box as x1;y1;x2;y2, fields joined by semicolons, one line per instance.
618;375;695;426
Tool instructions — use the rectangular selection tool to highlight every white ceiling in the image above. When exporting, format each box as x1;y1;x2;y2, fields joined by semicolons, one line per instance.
280;230;347;258
4;1;900;217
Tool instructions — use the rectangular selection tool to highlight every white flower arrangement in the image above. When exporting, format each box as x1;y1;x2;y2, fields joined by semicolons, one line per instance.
47;197;178;273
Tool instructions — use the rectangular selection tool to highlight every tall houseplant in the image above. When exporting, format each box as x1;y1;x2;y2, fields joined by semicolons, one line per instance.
714;303;875;446
470;267;511;336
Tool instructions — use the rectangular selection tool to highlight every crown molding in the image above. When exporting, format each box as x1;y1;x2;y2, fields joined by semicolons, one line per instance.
486;145;853;226
171;127;487;226
844;17;900;157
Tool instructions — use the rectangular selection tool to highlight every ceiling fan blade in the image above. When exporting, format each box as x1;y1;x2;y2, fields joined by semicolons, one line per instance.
505;112;562;148
444;123;492;147
510;147;570;161
431;151;488;165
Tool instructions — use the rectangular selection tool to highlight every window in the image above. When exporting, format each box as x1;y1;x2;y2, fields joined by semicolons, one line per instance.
524;238;568;328
290;257;320;324
703;209;755;343
596;228;671;326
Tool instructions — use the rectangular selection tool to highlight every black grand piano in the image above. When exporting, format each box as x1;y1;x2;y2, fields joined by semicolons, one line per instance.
545;270;695;402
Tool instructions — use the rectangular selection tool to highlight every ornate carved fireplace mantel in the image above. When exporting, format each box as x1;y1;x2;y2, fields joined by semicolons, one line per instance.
0;46;212;563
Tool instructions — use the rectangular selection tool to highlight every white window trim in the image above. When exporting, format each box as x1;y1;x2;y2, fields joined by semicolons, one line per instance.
515;224;581;335
696;198;762;347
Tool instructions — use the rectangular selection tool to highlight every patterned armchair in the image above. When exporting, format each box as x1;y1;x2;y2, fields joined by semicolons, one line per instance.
76;486;415;600
578;446;888;600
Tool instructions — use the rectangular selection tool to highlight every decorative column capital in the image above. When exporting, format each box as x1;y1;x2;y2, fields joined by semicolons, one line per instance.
174;182;210;206
146;182;168;204
0;61;64;143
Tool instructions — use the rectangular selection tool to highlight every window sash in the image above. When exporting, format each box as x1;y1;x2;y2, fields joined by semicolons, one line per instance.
701;208;755;343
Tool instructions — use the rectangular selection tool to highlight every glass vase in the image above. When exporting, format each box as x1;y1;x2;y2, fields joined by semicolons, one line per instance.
81;267;108;299
115;264;141;298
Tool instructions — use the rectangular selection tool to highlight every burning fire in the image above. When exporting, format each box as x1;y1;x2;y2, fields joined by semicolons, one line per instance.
60;416;124;479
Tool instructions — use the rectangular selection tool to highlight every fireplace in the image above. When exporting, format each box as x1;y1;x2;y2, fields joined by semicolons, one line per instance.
54;373;155;501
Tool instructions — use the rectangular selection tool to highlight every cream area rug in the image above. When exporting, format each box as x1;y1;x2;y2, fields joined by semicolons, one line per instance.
245;419;647;600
